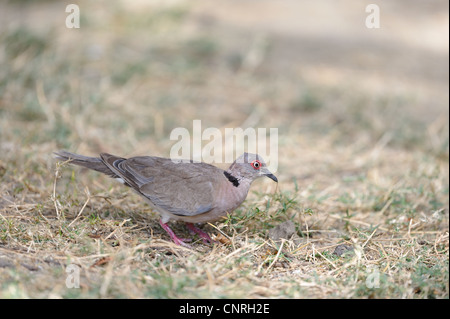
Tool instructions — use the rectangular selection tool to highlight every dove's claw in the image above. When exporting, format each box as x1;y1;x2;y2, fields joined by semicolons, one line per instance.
159;219;192;247
185;223;214;244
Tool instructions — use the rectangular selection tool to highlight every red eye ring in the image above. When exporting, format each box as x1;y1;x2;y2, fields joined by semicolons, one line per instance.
251;160;261;170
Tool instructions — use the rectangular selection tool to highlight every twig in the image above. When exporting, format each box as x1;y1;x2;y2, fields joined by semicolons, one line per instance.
264;239;285;274
329;214;390;232
407;218;413;239
68;186;91;228
220;241;265;263
291;241;311;255
52;164;61;219
379;198;393;215
105;219;131;240
52;160;70;220
362;227;378;248
208;222;235;250
314;247;338;269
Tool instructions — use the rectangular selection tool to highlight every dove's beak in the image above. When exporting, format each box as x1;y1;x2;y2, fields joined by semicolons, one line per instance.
261;168;278;182
265;173;278;183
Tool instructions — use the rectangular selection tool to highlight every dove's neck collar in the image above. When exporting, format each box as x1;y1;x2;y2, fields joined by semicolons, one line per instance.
224;171;240;187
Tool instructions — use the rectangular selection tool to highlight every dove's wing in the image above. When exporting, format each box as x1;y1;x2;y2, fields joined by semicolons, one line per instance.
100;154;220;217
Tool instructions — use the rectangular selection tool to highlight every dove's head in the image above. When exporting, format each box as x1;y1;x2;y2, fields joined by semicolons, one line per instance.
228;153;278;183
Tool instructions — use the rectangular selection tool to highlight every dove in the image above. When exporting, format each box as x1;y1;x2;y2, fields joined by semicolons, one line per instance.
53;151;278;246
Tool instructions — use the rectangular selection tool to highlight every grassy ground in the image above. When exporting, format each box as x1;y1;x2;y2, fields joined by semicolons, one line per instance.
0;0;448;298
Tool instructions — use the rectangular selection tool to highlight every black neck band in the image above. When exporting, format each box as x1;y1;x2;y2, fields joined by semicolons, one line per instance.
224;171;239;187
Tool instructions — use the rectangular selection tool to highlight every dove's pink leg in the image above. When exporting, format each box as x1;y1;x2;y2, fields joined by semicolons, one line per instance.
159;220;191;247
185;223;214;244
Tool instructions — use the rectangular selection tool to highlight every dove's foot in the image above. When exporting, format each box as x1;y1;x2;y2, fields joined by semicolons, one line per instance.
159;219;191;248
185;223;214;244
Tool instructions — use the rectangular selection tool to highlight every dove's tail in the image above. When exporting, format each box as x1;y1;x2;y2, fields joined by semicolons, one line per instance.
53;150;118;178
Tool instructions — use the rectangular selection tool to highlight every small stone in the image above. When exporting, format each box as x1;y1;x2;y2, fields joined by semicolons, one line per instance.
269;220;297;242
333;244;354;257
0;258;14;269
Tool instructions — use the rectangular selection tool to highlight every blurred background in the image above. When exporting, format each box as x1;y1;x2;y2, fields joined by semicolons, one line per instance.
0;0;448;205
0;0;448;299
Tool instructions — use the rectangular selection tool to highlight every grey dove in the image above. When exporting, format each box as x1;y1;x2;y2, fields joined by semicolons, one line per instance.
54;151;278;246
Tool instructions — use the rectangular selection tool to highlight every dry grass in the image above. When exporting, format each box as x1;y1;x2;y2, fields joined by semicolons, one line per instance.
0;0;448;298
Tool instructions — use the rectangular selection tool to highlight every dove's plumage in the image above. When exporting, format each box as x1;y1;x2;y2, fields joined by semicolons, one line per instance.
54;150;277;246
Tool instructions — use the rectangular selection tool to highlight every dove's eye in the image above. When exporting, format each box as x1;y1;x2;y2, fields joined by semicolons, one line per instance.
251;160;261;170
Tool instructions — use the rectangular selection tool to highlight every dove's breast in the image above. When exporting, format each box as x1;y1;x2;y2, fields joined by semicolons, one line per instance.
157;174;252;224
